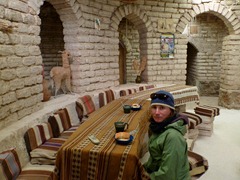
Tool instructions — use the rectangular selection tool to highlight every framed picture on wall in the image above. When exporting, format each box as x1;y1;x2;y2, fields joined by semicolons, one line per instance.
160;33;175;58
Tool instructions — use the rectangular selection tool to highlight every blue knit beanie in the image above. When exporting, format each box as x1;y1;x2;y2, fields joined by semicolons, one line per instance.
150;90;175;110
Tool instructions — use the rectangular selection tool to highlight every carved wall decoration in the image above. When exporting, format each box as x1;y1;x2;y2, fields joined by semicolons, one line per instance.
158;18;175;33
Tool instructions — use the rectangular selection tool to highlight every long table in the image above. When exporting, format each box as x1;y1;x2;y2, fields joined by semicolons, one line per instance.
56;85;200;180
56;98;151;180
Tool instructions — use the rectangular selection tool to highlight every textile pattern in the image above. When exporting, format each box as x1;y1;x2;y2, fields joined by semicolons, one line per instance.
56;98;150;180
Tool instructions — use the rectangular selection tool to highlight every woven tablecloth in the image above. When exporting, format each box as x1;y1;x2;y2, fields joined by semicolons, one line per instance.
56;98;151;180
122;84;199;106
56;85;199;180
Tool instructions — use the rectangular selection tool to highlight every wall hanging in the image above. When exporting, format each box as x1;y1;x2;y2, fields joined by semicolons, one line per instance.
160;33;175;58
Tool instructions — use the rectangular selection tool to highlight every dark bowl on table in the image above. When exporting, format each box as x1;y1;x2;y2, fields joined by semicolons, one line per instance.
131;105;142;111
115;135;134;145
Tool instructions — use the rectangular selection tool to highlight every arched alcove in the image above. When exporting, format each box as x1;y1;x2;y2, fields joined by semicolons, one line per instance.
110;4;153;83
185;13;229;96
39;2;64;80
118;17;140;83
177;2;240;108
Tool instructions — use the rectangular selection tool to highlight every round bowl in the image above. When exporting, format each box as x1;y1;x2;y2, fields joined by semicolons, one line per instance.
131;105;142;111
115;135;133;145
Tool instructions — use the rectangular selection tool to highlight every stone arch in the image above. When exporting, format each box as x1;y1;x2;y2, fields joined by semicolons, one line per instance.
177;2;240;108
28;0;82;94
28;0;81;51
110;4;153;33
176;2;240;35
110;4;153;83
110;4;153;57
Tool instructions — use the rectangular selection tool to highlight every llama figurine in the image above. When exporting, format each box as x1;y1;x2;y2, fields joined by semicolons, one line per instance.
50;50;72;96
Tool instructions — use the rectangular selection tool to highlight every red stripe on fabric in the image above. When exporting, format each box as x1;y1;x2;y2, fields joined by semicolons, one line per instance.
82;95;94;114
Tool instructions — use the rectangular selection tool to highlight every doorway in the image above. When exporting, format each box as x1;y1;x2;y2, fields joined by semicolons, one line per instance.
186;42;198;86
119;42;126;84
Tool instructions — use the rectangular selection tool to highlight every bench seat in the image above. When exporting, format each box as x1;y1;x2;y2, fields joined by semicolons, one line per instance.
194;105;220;136
17;163;57;180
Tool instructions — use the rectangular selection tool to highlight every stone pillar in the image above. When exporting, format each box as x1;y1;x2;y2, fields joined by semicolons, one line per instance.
219;35;240;109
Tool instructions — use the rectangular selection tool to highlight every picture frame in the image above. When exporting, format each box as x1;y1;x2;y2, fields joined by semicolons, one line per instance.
160;33;175;58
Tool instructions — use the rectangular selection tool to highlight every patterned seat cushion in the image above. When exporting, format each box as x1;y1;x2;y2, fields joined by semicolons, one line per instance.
17;163;57;180
145;84;155;89
99;89;115;108
58;125;79;139
48;114;65;138
24;122;53;153
181;112;202;128
188;150;208;177
48;108;79;139
48;107;73;138
75;101;84;121
48;108;72;138
18;170;57;180
30;137;66;165
76;95;96;115
119;88;137;97
54;108;72;130
24;122;66;165
139;86;145;91
65;104;82;125
194;105;220;117
0;148;21;180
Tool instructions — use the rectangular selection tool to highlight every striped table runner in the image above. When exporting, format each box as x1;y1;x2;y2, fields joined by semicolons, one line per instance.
56;98;151;180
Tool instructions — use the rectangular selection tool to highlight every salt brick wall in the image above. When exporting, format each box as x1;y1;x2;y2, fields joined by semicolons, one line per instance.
0;0;43;129
219;34;240;109
1;0;240;129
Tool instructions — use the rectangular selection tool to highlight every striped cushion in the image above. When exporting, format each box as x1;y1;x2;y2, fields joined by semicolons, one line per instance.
24;122;53;153
75;101;84;122
194;105;220;117
120;88;137;97
58;125;79;139
54;108;72;130
48;114;65;138
99;89;115;108
49;108;79;139
0;148;21;180
76;95;95;115
18;170;56;180
30;138;66;165
197;105;220;116
145;84;155;89
18;163;56;180
65;104;81;125
181;112;202;129
188;150;208;177
139;86;145;91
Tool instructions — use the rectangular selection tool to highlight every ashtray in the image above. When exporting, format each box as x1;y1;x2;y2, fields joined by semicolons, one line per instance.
115;135;133;145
